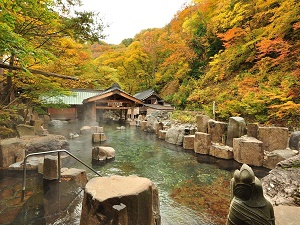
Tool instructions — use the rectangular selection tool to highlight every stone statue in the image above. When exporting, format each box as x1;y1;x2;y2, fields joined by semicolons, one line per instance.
226;164;275;225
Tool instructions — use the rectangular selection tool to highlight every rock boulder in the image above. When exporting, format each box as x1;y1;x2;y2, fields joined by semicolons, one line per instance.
262;154;300;206
289;131;300;150
226;117;246;147
23;135;69;154
165;125;185;145
0;138;25;167
208;120;227;143
233;136;264;166
258;127;288;152
80;175;161;225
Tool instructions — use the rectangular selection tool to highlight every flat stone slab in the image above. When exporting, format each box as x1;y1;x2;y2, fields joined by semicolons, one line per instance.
8;156;44;170
61;167;88;188
210;143;233;159
85;175;154;201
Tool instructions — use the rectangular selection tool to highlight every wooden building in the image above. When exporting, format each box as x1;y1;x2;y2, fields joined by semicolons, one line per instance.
82;83;143;122
133;89;174;115
43;83;143;122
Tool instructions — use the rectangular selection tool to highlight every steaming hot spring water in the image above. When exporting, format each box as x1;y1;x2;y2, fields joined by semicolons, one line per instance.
3;121;269;225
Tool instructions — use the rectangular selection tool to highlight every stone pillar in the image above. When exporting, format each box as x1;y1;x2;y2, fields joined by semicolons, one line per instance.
233;137;263;166
91;126;104;133
131;106;134;119
61;168;88;188
207;119;227;144
92;133;107;143
247;123;259;139
258;127;289;152
43;114;51;124
43;155;59;180
194;132;211;154
196;115;210;133
226;117;246;147
183;135;195;150
32;119;45;135
80;175;161;225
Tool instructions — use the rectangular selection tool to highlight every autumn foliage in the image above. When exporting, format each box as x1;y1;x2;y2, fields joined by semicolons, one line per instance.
87;0;299;127
1;0;299;127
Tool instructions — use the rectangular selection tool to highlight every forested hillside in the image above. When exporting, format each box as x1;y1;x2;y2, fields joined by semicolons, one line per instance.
1;0;299;128
90;0;300;126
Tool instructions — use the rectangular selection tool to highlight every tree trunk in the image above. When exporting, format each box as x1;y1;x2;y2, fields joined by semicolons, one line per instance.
3;54;15;105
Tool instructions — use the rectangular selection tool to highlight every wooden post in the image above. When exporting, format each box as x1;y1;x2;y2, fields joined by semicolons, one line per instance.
131;106;134;119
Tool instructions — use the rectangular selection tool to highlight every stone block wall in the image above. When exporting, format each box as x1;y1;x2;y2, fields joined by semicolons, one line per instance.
139;113;297;169
258;127;288;152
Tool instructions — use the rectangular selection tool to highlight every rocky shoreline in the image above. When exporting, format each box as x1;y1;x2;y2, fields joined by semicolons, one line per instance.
262;154;300;206
138;111;300;210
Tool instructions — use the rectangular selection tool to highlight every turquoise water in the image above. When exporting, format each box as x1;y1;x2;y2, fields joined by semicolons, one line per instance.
47;121;269;225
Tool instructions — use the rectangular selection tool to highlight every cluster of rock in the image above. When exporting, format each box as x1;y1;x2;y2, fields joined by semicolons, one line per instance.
139;112;299;169
40;154;87;187
0;134;69;169
76;125;116;162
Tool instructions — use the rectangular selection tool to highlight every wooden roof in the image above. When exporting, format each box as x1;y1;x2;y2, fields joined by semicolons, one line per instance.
133;89;162;101
83;84;143;105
